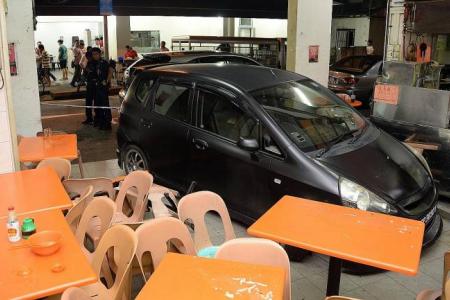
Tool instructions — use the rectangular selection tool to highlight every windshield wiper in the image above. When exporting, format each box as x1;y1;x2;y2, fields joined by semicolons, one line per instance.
316;129;360;158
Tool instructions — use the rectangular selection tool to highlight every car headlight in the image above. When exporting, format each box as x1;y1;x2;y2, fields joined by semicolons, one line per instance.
339;178;398;214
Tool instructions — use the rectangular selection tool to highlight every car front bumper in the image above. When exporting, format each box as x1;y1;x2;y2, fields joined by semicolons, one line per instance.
422;211;443;247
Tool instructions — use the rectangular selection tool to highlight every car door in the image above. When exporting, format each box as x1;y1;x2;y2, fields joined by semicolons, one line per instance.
188;85;273;222
140;77;194;191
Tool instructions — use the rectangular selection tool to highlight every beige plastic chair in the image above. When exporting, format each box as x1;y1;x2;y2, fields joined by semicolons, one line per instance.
61;287;91;300
81;224;138;300
36;157;72;181
177;191;235;254
216;238;292;300
63;177;115;200
417;252;450;300
37;130;85;178
65;185;94;233
112;170;153;225
74;196;116;256
135;217;196;280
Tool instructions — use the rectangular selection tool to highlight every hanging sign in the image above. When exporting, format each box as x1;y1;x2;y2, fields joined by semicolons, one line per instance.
373;83;400;105
8;43;17;76
309;45;319;63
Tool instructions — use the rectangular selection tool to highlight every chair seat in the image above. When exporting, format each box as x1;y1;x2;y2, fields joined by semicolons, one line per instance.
416;289;442;300
81;281;109;299
198;246;219;258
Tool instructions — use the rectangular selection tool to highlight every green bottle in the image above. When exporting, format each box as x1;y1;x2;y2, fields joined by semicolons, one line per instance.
21;218;36;239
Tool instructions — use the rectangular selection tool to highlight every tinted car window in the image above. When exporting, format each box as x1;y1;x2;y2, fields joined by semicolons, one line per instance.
135;78;154;103
227;56;259;65
333;56;382;74
198;90;257;141
154;84;190;123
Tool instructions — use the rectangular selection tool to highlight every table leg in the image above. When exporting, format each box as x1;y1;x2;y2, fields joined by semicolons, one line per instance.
326;257;342;296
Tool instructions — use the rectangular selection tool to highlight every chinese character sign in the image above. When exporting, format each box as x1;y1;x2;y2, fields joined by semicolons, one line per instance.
373;84;400;105
309;45;319;63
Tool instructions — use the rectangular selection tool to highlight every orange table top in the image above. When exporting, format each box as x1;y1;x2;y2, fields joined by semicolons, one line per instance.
19;134;78;162
248;196;425;276
345;99;363;108
136;253;285;300
0;209;97;299
0;167;72;219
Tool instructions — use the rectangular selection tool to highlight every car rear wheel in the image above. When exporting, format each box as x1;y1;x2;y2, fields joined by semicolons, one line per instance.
123;145;149;174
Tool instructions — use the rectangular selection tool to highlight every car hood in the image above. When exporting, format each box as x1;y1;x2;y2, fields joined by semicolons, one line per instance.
319;131;431;203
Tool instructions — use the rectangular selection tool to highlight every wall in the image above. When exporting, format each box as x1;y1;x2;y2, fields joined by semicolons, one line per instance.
6;0;42;136
130;16;224;49
235;18;287;38
35;16;104;57
331;17;371;49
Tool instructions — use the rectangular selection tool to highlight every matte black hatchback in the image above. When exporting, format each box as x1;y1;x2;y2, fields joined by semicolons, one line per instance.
117;64;442;246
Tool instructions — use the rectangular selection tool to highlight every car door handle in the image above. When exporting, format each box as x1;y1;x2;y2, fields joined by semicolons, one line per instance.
192;138;208;150
140;118;152;128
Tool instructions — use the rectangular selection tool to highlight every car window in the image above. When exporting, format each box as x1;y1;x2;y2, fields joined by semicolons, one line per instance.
198;89;257;142
135;78;154;103
154;83;190;123
262;127;283;157
227;56;259;65
196;56;227;64
334;56;381;74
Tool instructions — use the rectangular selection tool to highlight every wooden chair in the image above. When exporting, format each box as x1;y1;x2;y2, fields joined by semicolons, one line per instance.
80;225;138;300
112;170;153;225
178;191;235;257
216;238;292;300
416;252;450;300
65;185;94;233
61;287;91;300
36;158;72;181
37;130;85;178
135;217;196;281
63;177;115;200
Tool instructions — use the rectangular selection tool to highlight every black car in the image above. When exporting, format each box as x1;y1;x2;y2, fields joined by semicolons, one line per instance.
117;64;442;247
329;55;383;104
123;51;261;89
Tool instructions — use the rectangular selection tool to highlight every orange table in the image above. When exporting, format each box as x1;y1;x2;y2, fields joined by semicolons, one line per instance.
0;167;72;219
136;253;285;300
19;134;78;163
248;196;425;296
0;209;97;299
345;99;363;108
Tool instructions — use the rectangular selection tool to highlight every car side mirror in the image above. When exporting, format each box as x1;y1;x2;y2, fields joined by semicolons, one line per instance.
237;137;259;152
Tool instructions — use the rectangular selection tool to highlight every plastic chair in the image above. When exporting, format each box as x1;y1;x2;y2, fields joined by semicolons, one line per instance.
63;177;116;200
326;297;361;300
61;287;91;300
36;158;72;181
135;217;196;280
65;185;94;233
216;238;291;300
80;224;138;300
177;191;235;257
74;196;116;256
112;170;153;225
416;252;450;300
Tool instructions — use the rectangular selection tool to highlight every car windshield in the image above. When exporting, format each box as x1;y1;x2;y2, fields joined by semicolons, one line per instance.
333;56;381;74
251;80;367;153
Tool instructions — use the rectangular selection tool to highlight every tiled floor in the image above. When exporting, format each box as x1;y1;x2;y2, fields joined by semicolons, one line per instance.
73;159;450;300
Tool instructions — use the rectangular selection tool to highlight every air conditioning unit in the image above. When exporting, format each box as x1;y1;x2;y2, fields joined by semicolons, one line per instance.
239;18;253;28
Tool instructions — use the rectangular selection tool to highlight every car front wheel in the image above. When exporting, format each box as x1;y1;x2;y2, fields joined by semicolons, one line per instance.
122;145;149;174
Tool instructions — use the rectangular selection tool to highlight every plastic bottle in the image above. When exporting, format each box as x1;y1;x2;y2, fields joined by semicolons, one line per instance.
7;206;21;242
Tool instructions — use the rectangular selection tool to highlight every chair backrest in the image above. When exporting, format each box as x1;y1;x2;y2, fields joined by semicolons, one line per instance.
63;177;115;199
91;224;138;300
135;217;196;280
115;170;153;223
325;297;361;300
177;191;235;251
61;287;91;300
36;158;72;181
444;252;450;300
74;197;116;255
216;238;291;300
65;185;94;232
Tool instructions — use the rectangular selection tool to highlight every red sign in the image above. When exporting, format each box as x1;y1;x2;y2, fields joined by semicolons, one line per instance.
373;84;400;105
309;45;319;63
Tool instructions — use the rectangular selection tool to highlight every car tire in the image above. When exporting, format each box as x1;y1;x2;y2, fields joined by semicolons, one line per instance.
122;144;149;174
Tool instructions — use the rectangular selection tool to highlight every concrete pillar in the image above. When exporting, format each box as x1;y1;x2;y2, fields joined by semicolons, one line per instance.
116;16;131;59
0;0;18;173
287;0;333;86
223;18;235;37
6;0;42;136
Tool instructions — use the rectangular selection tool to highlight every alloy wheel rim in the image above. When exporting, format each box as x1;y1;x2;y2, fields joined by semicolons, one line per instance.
125;149;146;172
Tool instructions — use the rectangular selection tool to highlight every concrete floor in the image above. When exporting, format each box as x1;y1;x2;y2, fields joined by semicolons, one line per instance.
71;159;450;300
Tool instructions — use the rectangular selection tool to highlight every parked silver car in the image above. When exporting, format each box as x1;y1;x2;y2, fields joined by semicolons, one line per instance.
328;55;383;105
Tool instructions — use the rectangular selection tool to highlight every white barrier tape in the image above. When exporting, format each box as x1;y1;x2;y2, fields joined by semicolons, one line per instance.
41;102;120;110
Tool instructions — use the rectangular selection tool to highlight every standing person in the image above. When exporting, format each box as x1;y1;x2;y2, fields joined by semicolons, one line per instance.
57;39;68;80
160;41;170;52
86;47;113;130
124;45;138;59
71;40;82;87
81;47;94;125
366;40;374;55
38;44;55;86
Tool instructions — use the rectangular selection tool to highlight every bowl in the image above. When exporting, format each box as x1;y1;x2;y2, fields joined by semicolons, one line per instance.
28;230;62;256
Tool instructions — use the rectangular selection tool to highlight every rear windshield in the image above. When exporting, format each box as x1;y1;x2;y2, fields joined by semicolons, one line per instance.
333;56;381;74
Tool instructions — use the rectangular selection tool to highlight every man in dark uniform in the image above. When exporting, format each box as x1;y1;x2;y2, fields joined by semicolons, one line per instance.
85;47;113;130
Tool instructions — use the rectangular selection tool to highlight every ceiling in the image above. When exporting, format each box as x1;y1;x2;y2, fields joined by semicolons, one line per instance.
35;0;386;19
